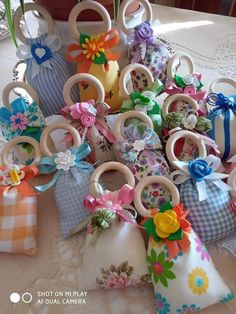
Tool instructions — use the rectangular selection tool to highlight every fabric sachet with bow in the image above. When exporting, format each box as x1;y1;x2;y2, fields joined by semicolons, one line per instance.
207;92;236;160
170;155;236;243
121;79;163;133
17;33;79;117
0;164;38;255
61;100;115;163
36;143;94;238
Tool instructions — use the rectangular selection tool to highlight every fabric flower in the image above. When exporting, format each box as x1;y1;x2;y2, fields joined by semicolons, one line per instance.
153;210;180;238
164;112;184;129
147;249;176;287
156;292;171;314
176;304;201;314
0;164;25;186
195;236;211;262
70;100;97;127
81;34;105;61
133;140;145;152
188;268;209;295
195;116;212;133
135;22;155;44
188;159;213;182
181;114;197;130
10;112;28;131
54;150;76;171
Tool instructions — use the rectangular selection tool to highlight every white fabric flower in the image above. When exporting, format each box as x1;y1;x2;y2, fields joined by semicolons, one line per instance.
0;164;25;186
133;140;145;152
142;91;156;100
183;74;194;85
182;114;198;130
54;150;76;171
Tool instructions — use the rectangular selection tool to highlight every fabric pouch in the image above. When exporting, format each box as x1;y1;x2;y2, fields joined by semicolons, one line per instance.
36;123;94;238
118;0;171;91
61;73;116;164
14;3;79;117
134;175;234;314
169;153;236;243
67;1;122;112
0;136;41;255
114;110;170;209
0;81;45;165
77;162;150;290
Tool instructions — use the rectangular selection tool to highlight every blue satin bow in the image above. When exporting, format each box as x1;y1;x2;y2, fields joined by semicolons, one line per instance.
207;93;236;114
0;97;45;141
36;143;93;192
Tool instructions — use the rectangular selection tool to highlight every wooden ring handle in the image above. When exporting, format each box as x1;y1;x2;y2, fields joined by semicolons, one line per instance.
134;176;180;217
90;161;135;197
40;123;81;157
227;168;236;199
2;136;41;166
113;110;153;142
118;0;152;35
119;63;154;99
208;77;236;94
63;73;105;106
167;51;194;81
14;3;54;44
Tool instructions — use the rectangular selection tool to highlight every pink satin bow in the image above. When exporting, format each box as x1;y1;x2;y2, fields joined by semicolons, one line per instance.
84;184;136;227
165;81;206;101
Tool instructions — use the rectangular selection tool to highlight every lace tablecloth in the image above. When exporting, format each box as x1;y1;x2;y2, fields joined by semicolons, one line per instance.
0;4;236;314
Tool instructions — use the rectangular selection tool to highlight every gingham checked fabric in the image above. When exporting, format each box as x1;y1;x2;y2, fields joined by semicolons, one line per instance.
179;180;236;243
54;166;94;238
0;188;37;255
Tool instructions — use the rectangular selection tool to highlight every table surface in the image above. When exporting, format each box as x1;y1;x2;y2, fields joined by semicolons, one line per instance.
0;4;236;314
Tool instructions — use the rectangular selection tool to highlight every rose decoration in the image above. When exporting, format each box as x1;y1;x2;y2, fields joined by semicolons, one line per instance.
135;22;155;44
188;159;213;182
70;101;97;127
143;201;191;261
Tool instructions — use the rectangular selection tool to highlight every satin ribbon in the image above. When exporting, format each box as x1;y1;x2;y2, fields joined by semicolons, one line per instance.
16;34;61;79
0;165;38;197
0;97;45;141
170;155;231;201
84;184;136;228
165;80;206;101
61;102;115;145
67;29;120;73
116;124;162;162
207;93;236;160
36;144;92;192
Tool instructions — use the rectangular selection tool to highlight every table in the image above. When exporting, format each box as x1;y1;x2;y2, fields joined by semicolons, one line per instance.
0;4;236;314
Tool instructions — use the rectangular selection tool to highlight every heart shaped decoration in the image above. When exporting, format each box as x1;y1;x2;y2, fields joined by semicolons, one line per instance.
31;44;52;65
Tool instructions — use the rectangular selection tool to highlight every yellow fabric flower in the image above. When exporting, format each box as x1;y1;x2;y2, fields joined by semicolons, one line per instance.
81;35;105;61
153;210;180;238
188;268;209;295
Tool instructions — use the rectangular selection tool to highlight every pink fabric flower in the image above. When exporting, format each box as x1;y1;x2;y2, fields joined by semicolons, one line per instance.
96;191;122;212
195;236;211;261
104;272;131;289
70;100;97;127
10;112;28;131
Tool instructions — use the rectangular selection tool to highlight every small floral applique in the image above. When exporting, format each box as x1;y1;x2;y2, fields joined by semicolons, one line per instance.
176;304;201;313
195;236;211;262
156;292;171;314
188;268;209;295
147;250;176;287
54;150;76;171
96;261;150;289
10;112;28;131
220;292;235;304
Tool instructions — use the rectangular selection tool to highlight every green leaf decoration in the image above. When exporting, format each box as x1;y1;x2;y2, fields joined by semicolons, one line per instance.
168;228;183;241
196;80;204;91
143;218;160;242
94;51;106;65
164;269;176;280
5;0;18;48
148;102;161;115
131;92;150;104
80;33;90;45
159;201;174;213
147;79;164;95
26;126;39;133
174;74;187;88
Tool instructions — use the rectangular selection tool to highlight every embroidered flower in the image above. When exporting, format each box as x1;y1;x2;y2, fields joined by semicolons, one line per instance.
195;236;211;262
176;304;201;313
70;100;97;127
133;140;145;152
135;22;155;44
156;292;171;314
188;159;213;182
188;268;209;295
153;210;180;238
147;249;176;287
54;150;76;171
0;164;25;186
81;34;105;61
220;293;235;304
181;114;197;130
10;112;28;131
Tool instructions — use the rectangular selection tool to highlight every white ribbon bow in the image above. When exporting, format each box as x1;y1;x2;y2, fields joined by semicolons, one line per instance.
16;34;61;79
170;155;231;201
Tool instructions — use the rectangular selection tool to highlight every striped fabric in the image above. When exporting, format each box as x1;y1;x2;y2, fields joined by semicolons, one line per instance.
25;34;79;117
0;188;37;255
